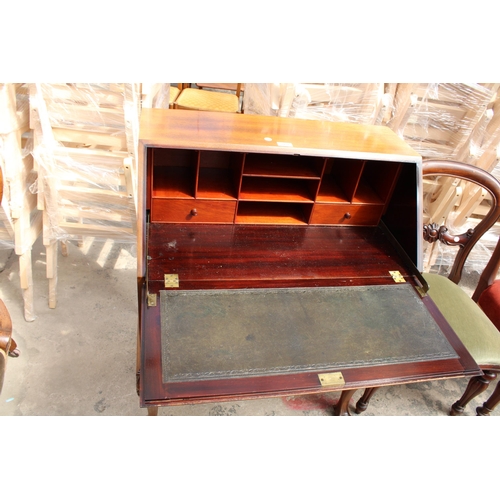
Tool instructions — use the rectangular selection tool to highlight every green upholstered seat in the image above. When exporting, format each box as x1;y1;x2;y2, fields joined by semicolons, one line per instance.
424;272;500;367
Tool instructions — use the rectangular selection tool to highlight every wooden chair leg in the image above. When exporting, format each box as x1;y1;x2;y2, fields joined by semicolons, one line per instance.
355;387;380;414
19;251;36;322
332;389;357;416
46;240;58;309
61;241;69;256
8;337;20;357
476;380;500;416
450;372;496;415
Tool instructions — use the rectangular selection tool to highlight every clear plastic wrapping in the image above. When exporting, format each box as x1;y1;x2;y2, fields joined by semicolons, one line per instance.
30;83;141;244
0;83;39;253
0;83;41;321
242;83;282;116
413;84;500;276
388;83;496;160
141;83;172;109
35;83;131;134
243;83;392;124
461;90;500;172
0;83;30;134
33;146;136;241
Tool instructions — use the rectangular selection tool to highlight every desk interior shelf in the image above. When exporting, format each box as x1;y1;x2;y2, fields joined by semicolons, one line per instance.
150;147;405;226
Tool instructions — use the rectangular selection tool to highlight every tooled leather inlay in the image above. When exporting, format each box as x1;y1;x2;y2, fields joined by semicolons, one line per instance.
160;284;458;382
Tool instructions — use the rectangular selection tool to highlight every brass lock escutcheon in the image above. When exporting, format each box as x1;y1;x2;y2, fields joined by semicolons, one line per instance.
318;372;346;388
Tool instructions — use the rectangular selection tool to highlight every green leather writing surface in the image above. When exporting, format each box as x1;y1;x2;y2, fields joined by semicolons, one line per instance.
160;284;458;382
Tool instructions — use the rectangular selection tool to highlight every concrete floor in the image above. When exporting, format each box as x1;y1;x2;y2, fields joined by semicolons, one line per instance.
0;236;496;417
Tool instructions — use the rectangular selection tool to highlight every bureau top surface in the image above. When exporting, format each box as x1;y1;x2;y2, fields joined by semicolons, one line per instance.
139;109;421;161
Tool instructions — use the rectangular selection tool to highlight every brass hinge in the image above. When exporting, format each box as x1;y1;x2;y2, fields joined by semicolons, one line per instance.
318;372;345;388
147;294;157;307
389;270;406;283
164;274;179;288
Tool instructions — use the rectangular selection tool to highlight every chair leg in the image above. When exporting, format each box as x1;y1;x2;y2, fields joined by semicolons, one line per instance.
46;240;58;309
450;371;496;415
8;338;20;357
476;380;500;416
19;251;36;322
355;387;380;414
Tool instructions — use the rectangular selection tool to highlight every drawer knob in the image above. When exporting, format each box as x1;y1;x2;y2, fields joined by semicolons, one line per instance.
190;208;198;216
344;212;352;219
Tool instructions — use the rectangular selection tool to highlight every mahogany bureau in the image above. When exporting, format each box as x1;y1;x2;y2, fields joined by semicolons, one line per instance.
136;109;480;416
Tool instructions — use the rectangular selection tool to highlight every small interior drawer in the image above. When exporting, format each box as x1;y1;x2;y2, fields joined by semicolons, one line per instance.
310;204;384;225
151;199;237;223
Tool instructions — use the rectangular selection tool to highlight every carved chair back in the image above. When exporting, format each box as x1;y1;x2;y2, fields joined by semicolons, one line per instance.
422;159;500;301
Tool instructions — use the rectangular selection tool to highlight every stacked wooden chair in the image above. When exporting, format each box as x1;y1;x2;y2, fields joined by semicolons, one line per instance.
241;83;282;116
449;91;500;228
29;83;141;309
387;83;495;160
0;84;41;321
141;83;178;109
389;84;497;228
243;83;394;125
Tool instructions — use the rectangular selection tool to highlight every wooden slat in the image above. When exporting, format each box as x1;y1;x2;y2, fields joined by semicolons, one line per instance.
0;84;30;134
